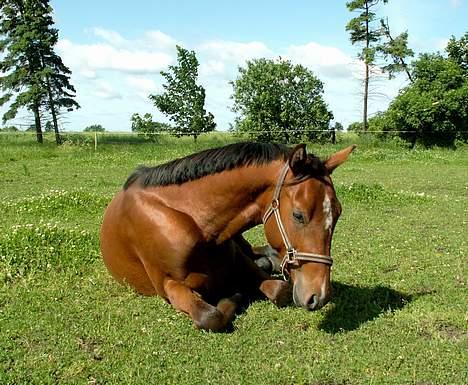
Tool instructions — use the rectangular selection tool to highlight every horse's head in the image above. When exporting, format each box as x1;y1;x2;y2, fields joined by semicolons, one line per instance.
263;144;356;311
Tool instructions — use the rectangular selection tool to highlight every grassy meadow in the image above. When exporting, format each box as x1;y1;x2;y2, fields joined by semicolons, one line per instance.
0;132;467;384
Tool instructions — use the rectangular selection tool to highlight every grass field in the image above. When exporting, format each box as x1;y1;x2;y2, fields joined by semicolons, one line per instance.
0;133;467;385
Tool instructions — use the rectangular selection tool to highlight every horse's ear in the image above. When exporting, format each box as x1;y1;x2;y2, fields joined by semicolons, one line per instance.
288;143;307;175
325;145;357;173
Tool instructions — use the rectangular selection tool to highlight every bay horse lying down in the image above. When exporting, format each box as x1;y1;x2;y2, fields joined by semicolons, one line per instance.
100;142;356;331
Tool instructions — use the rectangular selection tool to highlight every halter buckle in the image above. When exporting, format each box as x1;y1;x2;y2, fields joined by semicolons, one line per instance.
286;248;296;262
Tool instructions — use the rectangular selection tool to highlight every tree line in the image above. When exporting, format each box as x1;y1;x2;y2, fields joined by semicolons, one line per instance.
1;0;467;147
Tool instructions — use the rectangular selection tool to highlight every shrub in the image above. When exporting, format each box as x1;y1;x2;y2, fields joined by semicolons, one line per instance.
84;124;106;132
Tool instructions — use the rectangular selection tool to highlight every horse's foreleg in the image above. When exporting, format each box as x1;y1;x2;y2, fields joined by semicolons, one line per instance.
251;244;282;273
233;244;291;307
163;278;240;331
234;235;281;274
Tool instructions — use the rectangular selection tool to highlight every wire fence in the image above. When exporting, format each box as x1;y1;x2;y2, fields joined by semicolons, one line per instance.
1;129;467;150
0;128;437;135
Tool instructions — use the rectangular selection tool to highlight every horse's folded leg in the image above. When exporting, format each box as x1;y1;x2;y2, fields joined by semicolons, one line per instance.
252;245;282;273
216;293;242;320
163;278;237;332
259;279;291;307
193;294;242;331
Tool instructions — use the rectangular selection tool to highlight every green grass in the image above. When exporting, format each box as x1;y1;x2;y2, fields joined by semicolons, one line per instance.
0;133;467;385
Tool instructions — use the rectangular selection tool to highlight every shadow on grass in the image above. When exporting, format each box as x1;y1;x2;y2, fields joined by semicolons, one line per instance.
318;281;416;333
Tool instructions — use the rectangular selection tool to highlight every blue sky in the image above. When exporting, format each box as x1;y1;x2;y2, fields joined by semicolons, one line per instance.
3;0;467;131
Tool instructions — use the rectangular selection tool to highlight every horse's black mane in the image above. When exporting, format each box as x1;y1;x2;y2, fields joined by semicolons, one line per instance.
123;142;325;189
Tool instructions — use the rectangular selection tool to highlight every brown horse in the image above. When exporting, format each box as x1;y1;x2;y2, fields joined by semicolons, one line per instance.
100;142;355;331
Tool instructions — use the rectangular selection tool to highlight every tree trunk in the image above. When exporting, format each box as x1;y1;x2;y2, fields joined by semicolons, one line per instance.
47;82;61;145
363;62;369;132
400;58;414;83
33;101;43;144
363;2;370;132
40;53;62;145
331;126;336;144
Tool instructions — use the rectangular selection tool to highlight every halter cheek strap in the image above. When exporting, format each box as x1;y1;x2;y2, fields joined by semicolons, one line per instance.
262;164;333;280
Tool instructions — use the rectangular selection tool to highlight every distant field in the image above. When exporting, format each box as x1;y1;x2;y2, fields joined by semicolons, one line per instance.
0;133;467;385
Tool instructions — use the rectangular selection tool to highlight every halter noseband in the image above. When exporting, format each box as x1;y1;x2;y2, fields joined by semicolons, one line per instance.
262;163;333;280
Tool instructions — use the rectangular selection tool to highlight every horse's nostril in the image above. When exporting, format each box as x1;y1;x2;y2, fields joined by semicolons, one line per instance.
306;294;319;310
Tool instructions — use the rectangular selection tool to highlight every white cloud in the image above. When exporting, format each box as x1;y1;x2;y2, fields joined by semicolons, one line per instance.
91;27;126;46
199;60;226;77
126;76;157;93
57;28;176;77
90;27;177;51
143;30;178;50
94;80;122;100
450;0;462;8
125;75;160;100
57;39;172;75
286;42;357;79
199;40;273;67
57;40;172;77
80;68;97;79
436;38;450;50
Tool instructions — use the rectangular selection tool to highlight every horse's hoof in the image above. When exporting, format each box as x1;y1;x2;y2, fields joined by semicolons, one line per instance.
255;257;272;274
230;293;243;304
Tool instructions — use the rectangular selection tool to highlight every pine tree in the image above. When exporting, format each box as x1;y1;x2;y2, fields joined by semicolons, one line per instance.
378;18;414;82
346;0;388;132
0;0;44;142
0;0;79;144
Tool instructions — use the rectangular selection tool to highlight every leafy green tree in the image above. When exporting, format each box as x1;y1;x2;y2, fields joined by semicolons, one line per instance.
446;32;467;73
150;46;215;142
346;0;388;132
446;33;468;143
231;58;333;143
347;121;364;132
367;111;394;138
130;113;170;141
378;19;414;82
334;122;344;132
83;124;105;132
0;0;79;145
384;51;467;147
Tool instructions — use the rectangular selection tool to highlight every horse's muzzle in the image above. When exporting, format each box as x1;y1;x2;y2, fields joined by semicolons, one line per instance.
292;279;331;311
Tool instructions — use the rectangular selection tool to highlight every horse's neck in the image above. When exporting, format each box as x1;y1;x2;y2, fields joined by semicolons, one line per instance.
155;162;282;243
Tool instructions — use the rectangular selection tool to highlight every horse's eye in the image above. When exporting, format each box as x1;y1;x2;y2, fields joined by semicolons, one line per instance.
292;210;305;224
